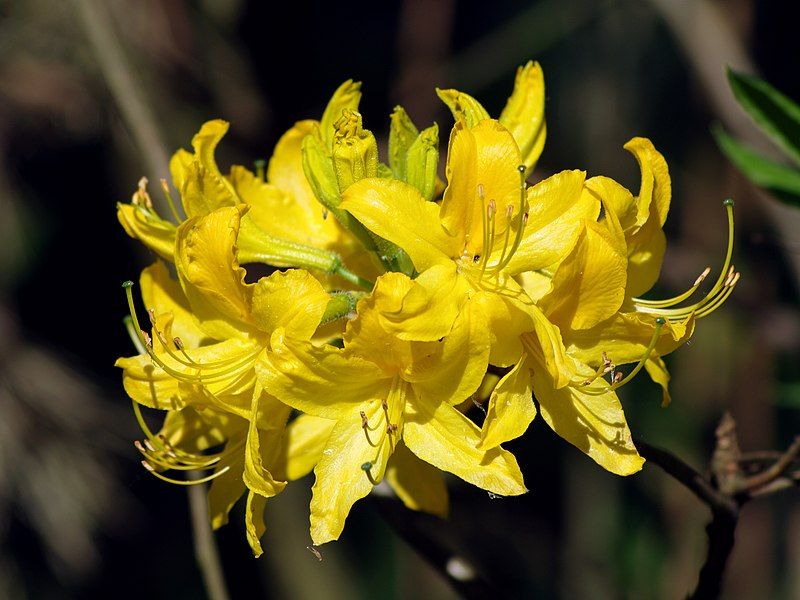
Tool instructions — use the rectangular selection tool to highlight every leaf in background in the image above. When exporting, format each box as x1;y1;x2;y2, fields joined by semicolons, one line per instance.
727;68;800;166
712;123;800;208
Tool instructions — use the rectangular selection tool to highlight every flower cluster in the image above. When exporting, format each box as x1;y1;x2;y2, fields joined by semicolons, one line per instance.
116;62;737;554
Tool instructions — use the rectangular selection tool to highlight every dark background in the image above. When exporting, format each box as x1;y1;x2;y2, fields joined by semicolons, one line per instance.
1;0;799;598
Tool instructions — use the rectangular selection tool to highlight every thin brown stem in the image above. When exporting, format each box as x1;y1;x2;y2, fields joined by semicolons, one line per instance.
187;473;230;600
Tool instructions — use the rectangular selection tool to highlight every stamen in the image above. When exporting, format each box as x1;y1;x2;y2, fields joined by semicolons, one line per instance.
491;165;529;272
361;461;379;486
634;200;737;322
479;200;497;275
636;266;712;308
143;462;231;486
159;178;182;223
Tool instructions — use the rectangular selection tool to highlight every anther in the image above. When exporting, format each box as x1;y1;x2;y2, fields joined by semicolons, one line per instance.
360;411;369;428
387;423;398;434
613;372;623;384
141;330;153;348
694;267;712;286
173;337;184;350
477;184;485;200
142;460;155;471
487;199;497;220
148;308;157;325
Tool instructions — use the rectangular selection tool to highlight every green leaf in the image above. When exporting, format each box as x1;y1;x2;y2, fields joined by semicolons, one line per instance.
712;123;800;208
727;68;800;166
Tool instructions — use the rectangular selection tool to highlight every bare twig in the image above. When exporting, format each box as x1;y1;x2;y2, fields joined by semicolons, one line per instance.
72;0;171;202
187;474;230;600
637;415;799;599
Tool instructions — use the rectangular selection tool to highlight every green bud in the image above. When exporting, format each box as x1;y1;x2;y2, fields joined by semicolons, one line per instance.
405;124;439;201
332;110;378;192
301;130;341;209
436;88;490;127
388;106;419;179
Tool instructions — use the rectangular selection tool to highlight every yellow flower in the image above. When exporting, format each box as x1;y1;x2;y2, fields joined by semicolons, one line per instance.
341;118;596;368
536;139;738;406
118;108;374;289
257;272;526;545
438;61;547;176
116;205;349;554
481;139;738;471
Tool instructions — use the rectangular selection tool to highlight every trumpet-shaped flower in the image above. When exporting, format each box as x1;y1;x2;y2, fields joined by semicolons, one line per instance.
257;273;526;545
116;205;346;553
118;97;375;289
341;118;597;368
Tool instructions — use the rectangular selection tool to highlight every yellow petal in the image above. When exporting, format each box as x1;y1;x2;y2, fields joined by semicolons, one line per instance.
406;299;489;407
470;282;533;367
244;389;289;499
117;203;177;261
377;263;468;342
180;120;238;218
341;178;458;271
208;454;246;530
385;443;449;517
436;88;490;127
625;212;667;297
540;219;627;330
258;332;387;420
309;401;392;544
515;270;552;302
585;176;637;233
504;170;599;274
440;120;522;256
564;312;695;367
479;353;535;449
140;261;207;348
499;61;546;174
115;353;186;410
645;355;672;407
532;366;644;476
250;269;330;340
283;414;336;481
245;490;268;557
624;137;671;229
404;393;527;496
175;206;255;339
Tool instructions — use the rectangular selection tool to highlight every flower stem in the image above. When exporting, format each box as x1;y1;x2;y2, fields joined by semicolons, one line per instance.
187;473;230;600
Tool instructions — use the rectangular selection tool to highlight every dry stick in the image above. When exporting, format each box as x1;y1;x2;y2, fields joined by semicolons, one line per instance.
634;438;738;600
73;3;229;598
187;473;231;600
72;0;171;209
636;429;800;600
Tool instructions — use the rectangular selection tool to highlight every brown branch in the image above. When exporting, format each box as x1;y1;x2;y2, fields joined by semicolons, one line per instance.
636;414;800;599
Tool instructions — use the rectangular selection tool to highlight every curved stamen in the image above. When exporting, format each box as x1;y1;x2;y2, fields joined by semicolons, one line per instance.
581;317;665;394
142;461;231;486
636;267;711;308
634;200;736;321
491;165;529;272
479;200;497;276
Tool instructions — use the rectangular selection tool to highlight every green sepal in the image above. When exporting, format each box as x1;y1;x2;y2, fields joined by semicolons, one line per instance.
331;110;378;193
389;106;419;179
301;130;341;210
405;124;439;201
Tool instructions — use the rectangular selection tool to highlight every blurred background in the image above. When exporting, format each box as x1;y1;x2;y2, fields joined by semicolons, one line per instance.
1;0;799;598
